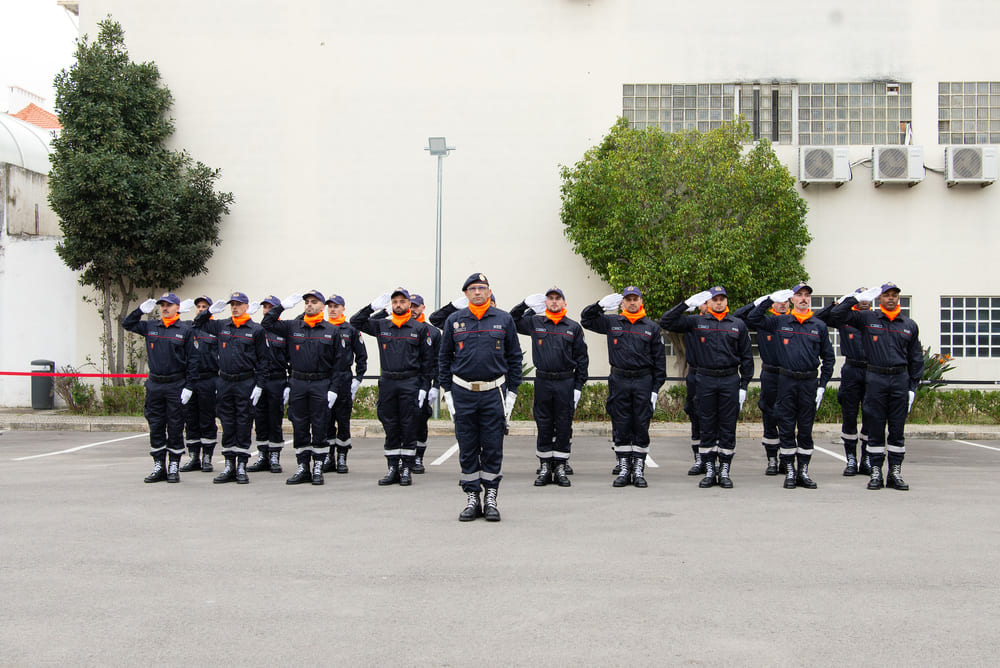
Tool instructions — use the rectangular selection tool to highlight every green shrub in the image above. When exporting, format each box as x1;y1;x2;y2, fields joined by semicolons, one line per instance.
101;384;146;415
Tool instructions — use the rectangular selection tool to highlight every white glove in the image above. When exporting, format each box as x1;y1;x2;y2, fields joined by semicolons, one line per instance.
283;386;290;407
598;293;624;311
180;388;193;405
908;390;915;413
247;301;260;316
839;291;857;303
209;299;226;314
858;286;882;302
504;391;517;420
250;385;262;406
451;296;469;309
685;290;713;309
350;378;361;399
418;389;427;408
524;293;547;314
139;299;157;314
769;289;795;303
815;387;825;410
753;294;769;306
178;299;195;314
738;388;747;411
650;392;658;412
573;389;581;409
370;292;392;311
327;391;337;408
281;293;303;310
428;387;439;405
444;390;456;417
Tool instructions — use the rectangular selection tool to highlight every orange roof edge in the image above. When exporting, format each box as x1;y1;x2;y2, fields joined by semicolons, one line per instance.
11;103;62;130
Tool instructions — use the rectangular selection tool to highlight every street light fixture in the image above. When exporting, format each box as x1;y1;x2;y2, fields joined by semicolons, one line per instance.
425;136;455;418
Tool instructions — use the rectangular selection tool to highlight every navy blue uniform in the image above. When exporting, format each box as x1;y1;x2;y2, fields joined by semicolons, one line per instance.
582;303;666;460
439;305;523;492
325;318;368;454
511;302;589;463
733;303;782;460
261;306;340;467
829;298;922;470
185;316;220;462
748;300;835;471
351;306;434;468
816;301;870;461
660;304;753;467
123;308;199;463
254;325;289;453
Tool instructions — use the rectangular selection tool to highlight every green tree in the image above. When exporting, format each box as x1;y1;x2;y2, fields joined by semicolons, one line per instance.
49;18;234;384
560;117;810;336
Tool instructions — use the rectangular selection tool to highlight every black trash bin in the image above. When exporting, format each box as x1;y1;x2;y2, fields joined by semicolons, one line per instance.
31;360;55;410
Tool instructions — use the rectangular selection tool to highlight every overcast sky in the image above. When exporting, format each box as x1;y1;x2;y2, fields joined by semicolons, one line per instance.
0;2;79;112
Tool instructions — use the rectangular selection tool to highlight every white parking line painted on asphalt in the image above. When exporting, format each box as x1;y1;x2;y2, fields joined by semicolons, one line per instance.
813;445;846;462
12;433;147;461
431;442;459;465
645;455;659;468
954;439;1000;453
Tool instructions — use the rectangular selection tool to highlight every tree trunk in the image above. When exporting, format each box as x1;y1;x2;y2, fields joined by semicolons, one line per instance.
101;280;115;380
667;331;688;377
112;277;133;387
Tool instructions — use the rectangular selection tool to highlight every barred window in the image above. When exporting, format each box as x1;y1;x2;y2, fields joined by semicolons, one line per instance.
938;81;1000;145
798;82;912;146
940;296;1000;358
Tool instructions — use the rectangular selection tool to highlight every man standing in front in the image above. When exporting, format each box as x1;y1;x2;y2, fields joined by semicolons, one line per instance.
439;273;523;521
511;287;589;487
123;292;200;484
660;287;753;489
581;286;666;488
324;294;367;475
181;295;220;473
748;284;835;489
829;282;922;491
248;295;290;474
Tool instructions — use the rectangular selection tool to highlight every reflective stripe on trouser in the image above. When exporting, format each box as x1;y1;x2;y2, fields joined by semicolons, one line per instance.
533;376;574;459
838;363;868;443
145;378;186;458
218;376;255;456
606;374;654;448
184;375;218;445
254;375;286;448
758;369;779;454
453;385;506;492
377;376;420;463
697;374;740;462
326;371;353;445
684;370;700;446
775;375;818;461
863;371;909;467
288;377;331;457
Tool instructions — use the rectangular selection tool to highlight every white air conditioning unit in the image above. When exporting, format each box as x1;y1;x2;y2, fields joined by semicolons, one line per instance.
872;145;924;187
945;146;998;187
799;147;850;187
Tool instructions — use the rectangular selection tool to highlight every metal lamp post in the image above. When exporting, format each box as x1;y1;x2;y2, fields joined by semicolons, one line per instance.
425;136;454;418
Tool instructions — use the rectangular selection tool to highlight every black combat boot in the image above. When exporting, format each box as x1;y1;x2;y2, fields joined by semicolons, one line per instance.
235;458;249;484
144;458;167;483
843;454;858;477
886;463;909;491
320;450;335;473
459;491;482;522
399;462;413;486
247;446;270;472
213;456;237;484
782;459;797;489
717;460;733;489
269;449;282;473
796;460;818;489
534;460;552;486
286;457;312;485
563;461;574;475
688;452;705;476
180;445;202;472
378;463;400;486
335;447;349;474
311;459;324;485
483;488;501;522
200;447;215;472
699;459;717;488
867;465;884;490
553;462;571;487
765;456;779;476
412;445;426;474
632;456;648;488
166;458;181;483
612;456;632;487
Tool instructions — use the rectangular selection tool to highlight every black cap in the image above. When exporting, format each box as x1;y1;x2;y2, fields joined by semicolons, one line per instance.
791;282;813;295
409;294;424;306
462;273;489;290
302;289;326;303
390;287;411;300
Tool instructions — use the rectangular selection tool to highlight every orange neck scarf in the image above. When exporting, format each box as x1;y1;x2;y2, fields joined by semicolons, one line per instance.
881;305;901;321
162;315;179;328
416;313;426;323
623;307;647;324
545;308;566;325
768;308;783;317
303;312;324;327
710;307;730;322
469;300;490;320
328;315;346;326
391;310;411;328
231;314;251;327
791;309;814;324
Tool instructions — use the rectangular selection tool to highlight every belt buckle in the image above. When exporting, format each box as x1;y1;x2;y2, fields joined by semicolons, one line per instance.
470;381;484;391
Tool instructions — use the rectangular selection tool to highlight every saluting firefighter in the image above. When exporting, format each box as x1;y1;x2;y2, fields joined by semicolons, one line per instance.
323;294;368;474
581;286;666;488
829;282;922;491
748;284;835;489
510;287;589;487
733;294;790;476
193;292;269;484
816;288;872;476
248;295;290;474
661;287;753;489
351;288;434;486
181;295;220;473
261;290;340;486
123;292;200;484
439;273;523;522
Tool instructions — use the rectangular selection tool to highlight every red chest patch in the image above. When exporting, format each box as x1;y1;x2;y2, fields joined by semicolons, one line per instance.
848;333;854;339
537;339;543;346
872;336;878;342
222;342;227;348
766;335;772;341
295;345;300;351
700;337;705;343
458;342;464;350
613;338;618;345
783;339;790;345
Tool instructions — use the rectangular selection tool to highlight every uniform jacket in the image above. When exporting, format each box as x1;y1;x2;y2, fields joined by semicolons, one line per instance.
829;297;923;391
350;306;434;392
815;302;867;362
659;303;753;390
331;320;368;380
747;298;835;387
260;305;340;391
439;305;523;394
193;311;269;387
122;308;200;389
732;302;782;367
581;303;666;391
510;302;589;391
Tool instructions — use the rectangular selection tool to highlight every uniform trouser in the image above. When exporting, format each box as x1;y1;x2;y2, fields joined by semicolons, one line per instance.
377;376;420;464
145;378;185;461
533;377;574;460
289;377;331;463
254;376;286;451
607;374;654;460
862;372;909;468
453;385;506;492
325;372;353;449
838;363;869;455
217;376;255;459
183;375;218;453
758;369;780;456
684;370;700;453
696;373;740;464
775;375;818;466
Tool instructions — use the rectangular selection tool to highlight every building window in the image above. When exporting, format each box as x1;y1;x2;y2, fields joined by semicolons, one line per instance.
811;295;911;356
940;296;1000;358
798;82;912;146
938;81;1000;145
623;84;736;134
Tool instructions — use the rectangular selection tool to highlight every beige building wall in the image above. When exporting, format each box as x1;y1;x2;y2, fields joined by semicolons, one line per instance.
73;0;1000;382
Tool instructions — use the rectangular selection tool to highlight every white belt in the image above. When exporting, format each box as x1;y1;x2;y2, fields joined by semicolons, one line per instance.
453;375;505;392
